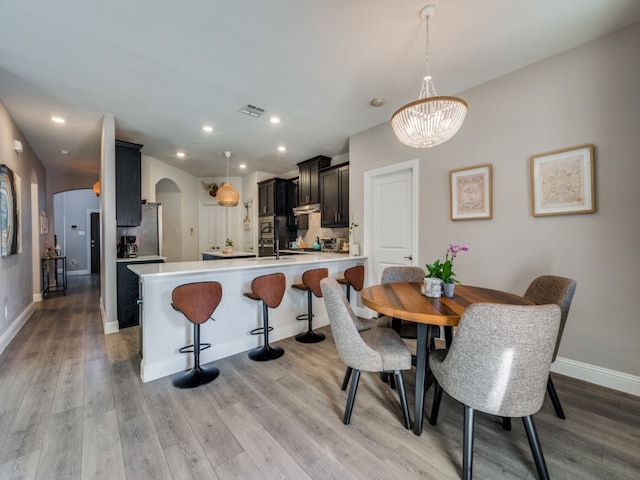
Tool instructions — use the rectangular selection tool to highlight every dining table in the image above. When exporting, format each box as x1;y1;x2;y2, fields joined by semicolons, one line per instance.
359;282;533;435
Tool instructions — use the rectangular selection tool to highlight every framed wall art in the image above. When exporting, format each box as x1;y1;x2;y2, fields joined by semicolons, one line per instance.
1;164;19;257
530;144;595;217
450;164;492;220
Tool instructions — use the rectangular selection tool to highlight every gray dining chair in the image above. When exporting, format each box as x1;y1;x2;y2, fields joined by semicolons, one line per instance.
523;275;577;419
376;266;426;339
429;303;561;480
320;277;412;428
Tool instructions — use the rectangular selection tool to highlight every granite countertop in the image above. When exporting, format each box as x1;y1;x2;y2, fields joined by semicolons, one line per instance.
116;255;166;263
202;250;256;258
128;252;366;278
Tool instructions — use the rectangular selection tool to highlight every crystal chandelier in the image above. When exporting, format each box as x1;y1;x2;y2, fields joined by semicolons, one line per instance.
391;4;467;148
217;151;240;207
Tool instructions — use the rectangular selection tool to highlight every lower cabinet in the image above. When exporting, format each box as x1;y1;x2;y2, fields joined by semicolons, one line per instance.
117;259;163;328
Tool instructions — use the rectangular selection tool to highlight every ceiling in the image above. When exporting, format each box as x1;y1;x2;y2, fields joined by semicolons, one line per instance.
1;0;639;179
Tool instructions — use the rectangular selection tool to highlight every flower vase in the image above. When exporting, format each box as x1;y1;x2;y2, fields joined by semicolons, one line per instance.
225;246;233;253
349;235;359;256
443;282;455;298
423;278;443;298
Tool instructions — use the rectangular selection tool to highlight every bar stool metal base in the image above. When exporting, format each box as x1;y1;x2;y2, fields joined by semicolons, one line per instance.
295;330;326;343
172;364;220;389
248;344;285;361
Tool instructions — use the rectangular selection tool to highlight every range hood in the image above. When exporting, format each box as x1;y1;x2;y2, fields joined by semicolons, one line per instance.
293;203;321;214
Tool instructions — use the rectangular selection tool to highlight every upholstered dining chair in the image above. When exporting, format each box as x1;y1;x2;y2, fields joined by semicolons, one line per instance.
523;275;577;419
429;303;561;480
376;266;426;339
320;277;412;429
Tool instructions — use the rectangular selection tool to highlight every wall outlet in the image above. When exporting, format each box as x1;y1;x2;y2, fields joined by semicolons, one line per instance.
70;259;77;267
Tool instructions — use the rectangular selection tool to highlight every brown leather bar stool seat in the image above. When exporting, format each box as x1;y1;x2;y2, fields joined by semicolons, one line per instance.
171;281;223;389
291;268;328;343
337;265;364;302
244;273;286;361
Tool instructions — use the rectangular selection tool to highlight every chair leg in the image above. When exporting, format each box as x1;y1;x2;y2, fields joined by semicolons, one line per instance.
394;370;412;429
522;415;550;480
430;382;443;425
173;324;219;389
546;375;566;419
343;370;361;424
248;302;284;361
341;366;352;390
295;290;325;343
463;406;475;480
345;284;351;302
501;417;512;431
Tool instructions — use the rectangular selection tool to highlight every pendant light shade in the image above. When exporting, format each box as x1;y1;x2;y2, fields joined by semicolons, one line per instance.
217;151;239;207
391;4;467;148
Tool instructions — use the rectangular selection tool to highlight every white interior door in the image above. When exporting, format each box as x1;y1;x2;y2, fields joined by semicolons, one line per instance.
198;202;226;253
365;159;419;285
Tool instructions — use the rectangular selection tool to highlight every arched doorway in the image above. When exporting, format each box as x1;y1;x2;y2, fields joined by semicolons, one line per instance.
156;178;181;262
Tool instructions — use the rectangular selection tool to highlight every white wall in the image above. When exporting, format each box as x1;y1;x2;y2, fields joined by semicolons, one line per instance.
350;23;640;383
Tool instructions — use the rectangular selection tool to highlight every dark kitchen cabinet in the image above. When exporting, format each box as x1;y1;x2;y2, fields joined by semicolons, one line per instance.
320;163;349;227
297;155;331;206
117;258;163;328
115;140;143;226
258;178;291;216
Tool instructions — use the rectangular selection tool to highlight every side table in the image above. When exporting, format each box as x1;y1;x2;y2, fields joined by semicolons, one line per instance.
42;255;67;298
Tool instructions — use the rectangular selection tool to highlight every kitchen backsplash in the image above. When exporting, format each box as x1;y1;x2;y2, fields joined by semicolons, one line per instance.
297;212;348;246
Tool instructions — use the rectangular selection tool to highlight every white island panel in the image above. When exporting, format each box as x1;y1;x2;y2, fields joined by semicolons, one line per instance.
129;253;365;382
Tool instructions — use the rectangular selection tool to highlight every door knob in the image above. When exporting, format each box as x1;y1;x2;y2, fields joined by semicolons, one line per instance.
403;255;413;260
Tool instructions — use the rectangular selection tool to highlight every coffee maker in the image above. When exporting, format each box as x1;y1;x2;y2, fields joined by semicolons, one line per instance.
120;236;138;258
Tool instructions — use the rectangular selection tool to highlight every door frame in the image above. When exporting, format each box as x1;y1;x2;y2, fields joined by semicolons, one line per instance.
364;158;420;288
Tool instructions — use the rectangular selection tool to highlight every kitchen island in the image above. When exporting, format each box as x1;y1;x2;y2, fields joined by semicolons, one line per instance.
128;253;365;382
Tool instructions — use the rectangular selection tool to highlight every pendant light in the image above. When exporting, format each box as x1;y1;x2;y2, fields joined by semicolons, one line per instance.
391;4;467;148
217;151;240;207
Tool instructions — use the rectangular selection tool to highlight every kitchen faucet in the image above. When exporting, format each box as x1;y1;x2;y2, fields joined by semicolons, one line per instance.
259;225;280;260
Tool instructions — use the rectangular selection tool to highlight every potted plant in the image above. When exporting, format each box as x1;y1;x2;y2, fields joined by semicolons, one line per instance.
425;244;468;297
348;221;359;256
225;238;234;253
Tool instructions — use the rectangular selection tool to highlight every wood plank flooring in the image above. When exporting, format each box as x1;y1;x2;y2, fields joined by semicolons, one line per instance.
0;274;638;479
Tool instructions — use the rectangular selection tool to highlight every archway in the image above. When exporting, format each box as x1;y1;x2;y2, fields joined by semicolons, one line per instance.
156;178;182;262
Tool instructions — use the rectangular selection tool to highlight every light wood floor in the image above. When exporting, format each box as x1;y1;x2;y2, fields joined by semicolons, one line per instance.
0;275;638;479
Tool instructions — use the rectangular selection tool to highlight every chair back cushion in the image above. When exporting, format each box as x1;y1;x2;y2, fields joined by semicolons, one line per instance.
430;302;560;417
321;277;410;372
343;265;365;292
172;282;223;324
381;266;425;284
523;275;576;361
303;268;329;297
251;273;286;309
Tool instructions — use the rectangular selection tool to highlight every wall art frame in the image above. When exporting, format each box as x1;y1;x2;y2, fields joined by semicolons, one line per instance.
450;164;493;220
530;144;595;217
1;164;19;257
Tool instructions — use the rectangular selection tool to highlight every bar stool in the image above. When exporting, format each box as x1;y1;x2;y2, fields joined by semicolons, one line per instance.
244;272;286;361
337;265;364;302
171;281;223;389
291;268;328;343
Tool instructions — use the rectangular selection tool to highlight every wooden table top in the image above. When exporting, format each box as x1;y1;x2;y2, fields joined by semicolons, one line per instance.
360;283;533;327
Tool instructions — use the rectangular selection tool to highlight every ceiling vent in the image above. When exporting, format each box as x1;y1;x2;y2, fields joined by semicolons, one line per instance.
239;104;266;118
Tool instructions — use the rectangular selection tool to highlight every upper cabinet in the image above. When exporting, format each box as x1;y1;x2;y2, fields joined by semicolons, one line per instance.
257;178;292;217
297;155;331;206
115;140;143;226
320;163;349;227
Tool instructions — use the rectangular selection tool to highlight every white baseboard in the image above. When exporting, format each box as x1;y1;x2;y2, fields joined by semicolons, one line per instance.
33;292;43;303
552;357;640;396
100;296;119;335
0;302;35;356
67;269;89;277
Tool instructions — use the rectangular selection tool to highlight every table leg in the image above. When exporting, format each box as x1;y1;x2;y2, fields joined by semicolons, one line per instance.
414;323;430;435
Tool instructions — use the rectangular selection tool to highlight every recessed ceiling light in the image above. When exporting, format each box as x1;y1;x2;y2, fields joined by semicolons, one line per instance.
177;152;185;158
60;150;69;155
270;116;280;124
277;145;286;152
51;116;65;124
202;125;213;133
239;164;246;169
370;98;385;107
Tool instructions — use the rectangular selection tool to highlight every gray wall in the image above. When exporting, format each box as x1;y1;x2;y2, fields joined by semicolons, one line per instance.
350;23;640;379
0;100;47;348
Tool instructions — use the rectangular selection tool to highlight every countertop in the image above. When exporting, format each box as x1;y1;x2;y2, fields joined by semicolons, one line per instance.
116;255;166;263
128;252;365;278
201;250;256;258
